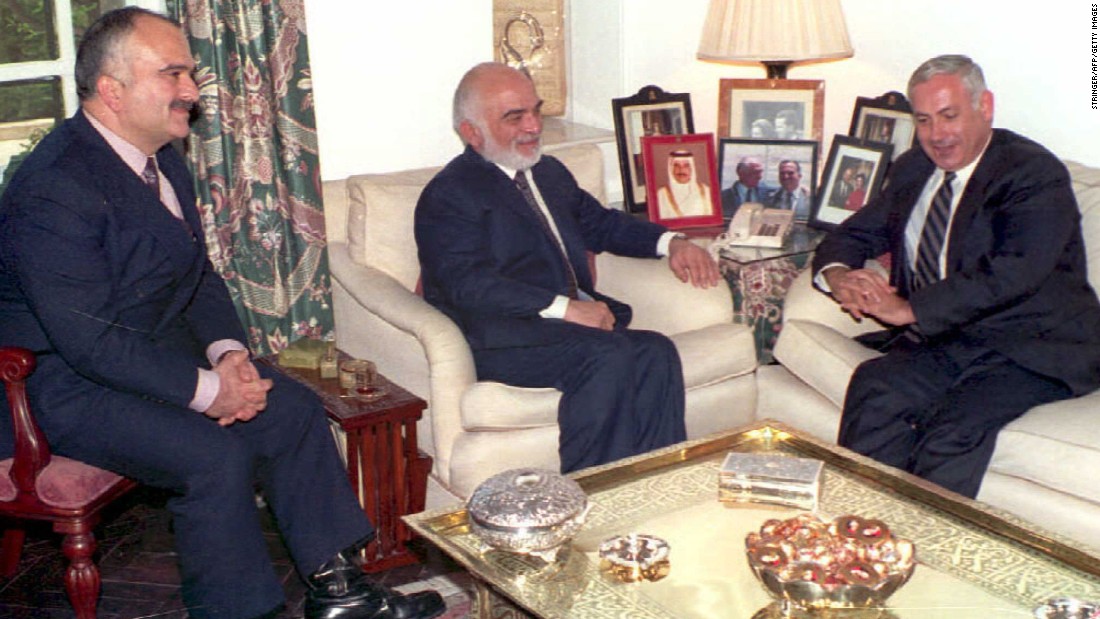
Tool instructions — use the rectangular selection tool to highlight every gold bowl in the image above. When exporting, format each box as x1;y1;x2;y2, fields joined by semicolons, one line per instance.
745;513;916;610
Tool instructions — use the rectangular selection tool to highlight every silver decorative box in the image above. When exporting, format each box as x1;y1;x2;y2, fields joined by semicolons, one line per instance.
719;452;823;510
466;468;589;562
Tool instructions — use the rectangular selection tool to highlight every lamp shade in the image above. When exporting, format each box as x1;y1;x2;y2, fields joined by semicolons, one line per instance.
697;0;853;64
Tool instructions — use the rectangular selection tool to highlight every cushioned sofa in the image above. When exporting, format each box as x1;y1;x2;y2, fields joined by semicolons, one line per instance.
757;160;1100;551
321;142;759;499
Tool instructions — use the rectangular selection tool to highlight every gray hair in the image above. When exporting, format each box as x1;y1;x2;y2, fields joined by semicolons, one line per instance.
74;7;177;101
452;62;519;135
907;54;987;109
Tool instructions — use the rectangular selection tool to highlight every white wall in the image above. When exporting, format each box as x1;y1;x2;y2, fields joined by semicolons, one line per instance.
306;0;1100;182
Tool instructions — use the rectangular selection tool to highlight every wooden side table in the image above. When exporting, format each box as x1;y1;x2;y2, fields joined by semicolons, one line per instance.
260;353;432;573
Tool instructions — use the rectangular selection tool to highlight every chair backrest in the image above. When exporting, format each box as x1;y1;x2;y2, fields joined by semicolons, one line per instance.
1066;160;1100;294
332;143;608;293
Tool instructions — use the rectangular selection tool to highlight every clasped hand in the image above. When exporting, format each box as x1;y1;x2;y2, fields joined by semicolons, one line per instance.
823;267;916;326
206;350;273;426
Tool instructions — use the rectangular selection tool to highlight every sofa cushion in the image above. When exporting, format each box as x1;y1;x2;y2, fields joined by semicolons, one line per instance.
670;323;756;387
772;319;881;409
989;391;1100;506
1067;160;1100;293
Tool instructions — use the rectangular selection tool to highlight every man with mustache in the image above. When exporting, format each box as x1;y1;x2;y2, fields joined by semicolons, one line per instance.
0;8;444;619
813;55;1100;499
415;62;720;472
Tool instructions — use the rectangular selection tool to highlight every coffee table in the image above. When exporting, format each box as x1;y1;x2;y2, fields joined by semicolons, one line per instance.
405;420;1100;618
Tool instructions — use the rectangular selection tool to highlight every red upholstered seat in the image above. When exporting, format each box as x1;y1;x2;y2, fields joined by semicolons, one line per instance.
0;347;137;619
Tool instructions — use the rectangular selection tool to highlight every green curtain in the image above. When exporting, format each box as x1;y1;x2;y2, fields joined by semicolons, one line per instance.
169;0;333;356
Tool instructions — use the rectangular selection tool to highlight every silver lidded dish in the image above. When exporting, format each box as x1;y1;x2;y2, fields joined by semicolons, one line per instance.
466;468;589;562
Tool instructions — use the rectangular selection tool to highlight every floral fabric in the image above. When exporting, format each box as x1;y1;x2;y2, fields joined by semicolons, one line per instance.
169;0;333;355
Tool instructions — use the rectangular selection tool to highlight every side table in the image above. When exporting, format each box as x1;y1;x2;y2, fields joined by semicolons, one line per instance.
260;352;432;573
716;224;825;363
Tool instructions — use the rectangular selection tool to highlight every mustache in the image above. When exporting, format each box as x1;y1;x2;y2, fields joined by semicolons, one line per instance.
172;99;202;124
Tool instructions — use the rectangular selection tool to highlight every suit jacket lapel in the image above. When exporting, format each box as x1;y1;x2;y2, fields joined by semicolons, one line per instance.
70;113;205;334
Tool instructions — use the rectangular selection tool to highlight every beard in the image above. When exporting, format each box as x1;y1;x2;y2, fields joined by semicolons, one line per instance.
479;132;542;171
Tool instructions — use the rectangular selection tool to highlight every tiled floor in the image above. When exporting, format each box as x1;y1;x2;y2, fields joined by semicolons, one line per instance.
0;487;473;619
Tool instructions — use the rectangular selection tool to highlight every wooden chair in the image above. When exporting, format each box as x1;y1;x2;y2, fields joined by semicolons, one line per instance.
0;347;137;618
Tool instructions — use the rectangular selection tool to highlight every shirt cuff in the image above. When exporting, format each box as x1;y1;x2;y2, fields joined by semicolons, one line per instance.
814;262;850;292
656;231;684;257
207;339;248;366
539;295;571;319
190;368;219;412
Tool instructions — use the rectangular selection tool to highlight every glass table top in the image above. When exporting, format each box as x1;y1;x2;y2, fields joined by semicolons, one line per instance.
406;421;1100;618
716;223;826;265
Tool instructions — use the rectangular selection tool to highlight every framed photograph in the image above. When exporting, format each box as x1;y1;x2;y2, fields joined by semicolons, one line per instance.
641;133;722;230
811;135;894;230
717;79;824;143
716;138;819;223
848;91;915;161
612;85;695;213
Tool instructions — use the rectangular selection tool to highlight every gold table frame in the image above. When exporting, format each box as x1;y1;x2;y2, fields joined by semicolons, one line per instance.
405;421;1100;618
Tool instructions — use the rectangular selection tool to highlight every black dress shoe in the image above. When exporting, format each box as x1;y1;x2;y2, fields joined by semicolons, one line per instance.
305;546;445;619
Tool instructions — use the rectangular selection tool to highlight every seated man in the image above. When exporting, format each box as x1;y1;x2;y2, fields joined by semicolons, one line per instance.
0;8;443;619
720;156;776;219
813;54;1100;498
414;62;720;473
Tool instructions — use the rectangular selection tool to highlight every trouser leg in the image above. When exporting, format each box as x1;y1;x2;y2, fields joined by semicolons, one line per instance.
839;341;1071;498
51;395;285;619
838;345;954;470
909;353;1070;497
474;325;686;473
246;368;373;576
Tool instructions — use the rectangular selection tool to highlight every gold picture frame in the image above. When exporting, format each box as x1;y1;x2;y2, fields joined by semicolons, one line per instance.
493;0;566;116
718;78;825;143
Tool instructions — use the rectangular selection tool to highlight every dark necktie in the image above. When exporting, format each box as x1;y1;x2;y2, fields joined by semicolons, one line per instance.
142;157;160;196
912;171;957;290
514;171;579;299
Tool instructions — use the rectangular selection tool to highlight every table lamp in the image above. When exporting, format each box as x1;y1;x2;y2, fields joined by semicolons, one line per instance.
697;0;854;79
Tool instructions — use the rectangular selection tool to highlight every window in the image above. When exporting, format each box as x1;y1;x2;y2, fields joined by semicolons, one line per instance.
0;0;163;190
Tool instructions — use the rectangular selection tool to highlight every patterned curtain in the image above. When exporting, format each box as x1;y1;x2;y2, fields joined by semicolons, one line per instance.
168;0;333;356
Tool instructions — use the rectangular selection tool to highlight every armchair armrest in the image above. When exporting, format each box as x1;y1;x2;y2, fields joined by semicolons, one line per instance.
0;347;49;492
594;254;734;335
327;242;475;484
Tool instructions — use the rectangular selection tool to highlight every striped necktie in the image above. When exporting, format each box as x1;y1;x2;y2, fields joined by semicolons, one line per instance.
514;171;579;299
912;171;957;290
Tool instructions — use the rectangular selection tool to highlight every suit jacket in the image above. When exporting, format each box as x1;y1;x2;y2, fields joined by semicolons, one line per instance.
813;129;1100;395
721;181;776;219
0;111;245;446
767;185;812;220
415;146;666;351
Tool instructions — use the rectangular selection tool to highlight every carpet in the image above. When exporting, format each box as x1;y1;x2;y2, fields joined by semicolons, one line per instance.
395;572;475;619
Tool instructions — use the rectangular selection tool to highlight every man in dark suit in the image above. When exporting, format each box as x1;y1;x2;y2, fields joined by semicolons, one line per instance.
766;159;812;220
415;62;720;473
813;55;1100;498
0;8;443;619
720;156;776;219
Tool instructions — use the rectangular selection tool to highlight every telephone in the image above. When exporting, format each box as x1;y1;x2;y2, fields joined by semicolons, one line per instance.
721;203;794;248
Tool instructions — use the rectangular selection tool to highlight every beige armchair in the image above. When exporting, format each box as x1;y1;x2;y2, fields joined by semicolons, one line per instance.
323;143;758;498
